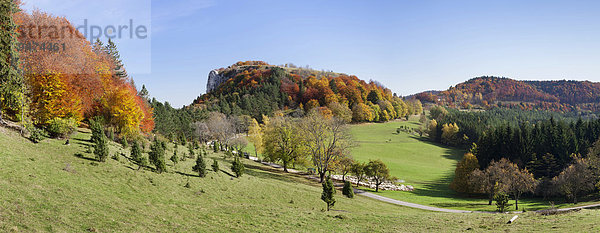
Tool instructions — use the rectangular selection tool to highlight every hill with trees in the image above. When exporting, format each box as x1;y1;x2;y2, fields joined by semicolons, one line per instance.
416;76;600;113
192;61;423;123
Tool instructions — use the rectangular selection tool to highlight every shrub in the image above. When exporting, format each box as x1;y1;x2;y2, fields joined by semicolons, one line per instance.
193;153;206;177
89;116;105;144
342;181;354;198
94;133;109;162
108;128;115;141
149;139;166;173
121;136;129;148
45;117;77;138
231;157;245;178
188;144;195;157
28;125;47;143
321;176;336;211
170;149;179;165
494;192;509;212
131;140;143;163
212;159;219;172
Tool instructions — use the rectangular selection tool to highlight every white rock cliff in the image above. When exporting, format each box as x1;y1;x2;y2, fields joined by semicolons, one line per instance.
206;70;227;93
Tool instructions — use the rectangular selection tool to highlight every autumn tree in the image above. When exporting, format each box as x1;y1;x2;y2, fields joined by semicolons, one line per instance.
470;158;513;205
441;123;460;146
365;159;391;192
350;161;367;187
449;153;480;193
16;10;154;136
427;119;438;141
262;116;304;172
302;111;353;182
247;118;263;157
429;105;448;120
229;137;248;154
28;72;83;126
336;157;355;182
352;103;373;122
504;164;536;210
328;102;352;123
553;156;596;204
206;112;234;145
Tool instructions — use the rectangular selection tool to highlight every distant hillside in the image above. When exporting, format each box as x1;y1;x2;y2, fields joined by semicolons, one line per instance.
192;61;422;122
415;76;600;112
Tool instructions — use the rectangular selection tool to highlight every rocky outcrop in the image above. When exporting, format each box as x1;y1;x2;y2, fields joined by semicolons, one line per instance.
206;70;227;93
330;175;414;191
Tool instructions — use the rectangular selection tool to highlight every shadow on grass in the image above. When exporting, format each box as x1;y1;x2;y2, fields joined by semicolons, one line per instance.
175;171;201;178
74;152;97;162
219;169;236;178
409;135;465;161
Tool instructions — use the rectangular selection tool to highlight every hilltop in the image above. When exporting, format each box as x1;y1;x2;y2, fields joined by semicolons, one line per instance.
415;76;600;112
191;61;423;122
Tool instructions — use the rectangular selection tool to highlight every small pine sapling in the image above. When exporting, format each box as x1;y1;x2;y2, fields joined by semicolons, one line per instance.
342;181;354;198
212;159;219;173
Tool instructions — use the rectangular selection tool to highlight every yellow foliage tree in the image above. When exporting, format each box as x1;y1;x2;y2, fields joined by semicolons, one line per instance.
100;82;144;137
441;123;460;146
248;118;263;157
449;153;480;193
352;103;373;122
28;72;83;125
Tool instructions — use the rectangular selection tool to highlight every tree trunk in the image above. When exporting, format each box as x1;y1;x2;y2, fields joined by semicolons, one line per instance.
283;160;288;173
376;184;379;192
342;174;345;182
515;195;519;210
574;194;578;204
488;192;493;205
319;172;326;183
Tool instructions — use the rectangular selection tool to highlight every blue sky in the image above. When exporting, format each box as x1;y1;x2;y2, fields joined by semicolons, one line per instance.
22;0;600;107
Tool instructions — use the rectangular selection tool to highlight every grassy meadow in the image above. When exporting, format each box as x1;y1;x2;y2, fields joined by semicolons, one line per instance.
2;126;600;232
349;117;600;212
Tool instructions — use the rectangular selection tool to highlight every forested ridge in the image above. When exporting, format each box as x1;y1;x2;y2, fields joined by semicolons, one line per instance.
416;76;600;112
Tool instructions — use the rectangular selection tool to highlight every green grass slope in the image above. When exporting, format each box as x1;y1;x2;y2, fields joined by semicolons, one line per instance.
350;118;599;212
1;127;600;232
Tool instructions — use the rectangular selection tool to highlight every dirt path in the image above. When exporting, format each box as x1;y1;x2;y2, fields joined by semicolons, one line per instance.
353;189;473;213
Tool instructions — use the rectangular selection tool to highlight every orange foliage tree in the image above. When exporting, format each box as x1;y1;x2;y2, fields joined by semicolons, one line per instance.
16;9;154;136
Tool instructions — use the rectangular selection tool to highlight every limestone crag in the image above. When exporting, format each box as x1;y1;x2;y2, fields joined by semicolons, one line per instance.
206;69;227;93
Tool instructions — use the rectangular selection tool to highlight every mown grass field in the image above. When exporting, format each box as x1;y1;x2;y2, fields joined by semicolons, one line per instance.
2;126;600;232
350;117;600;212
